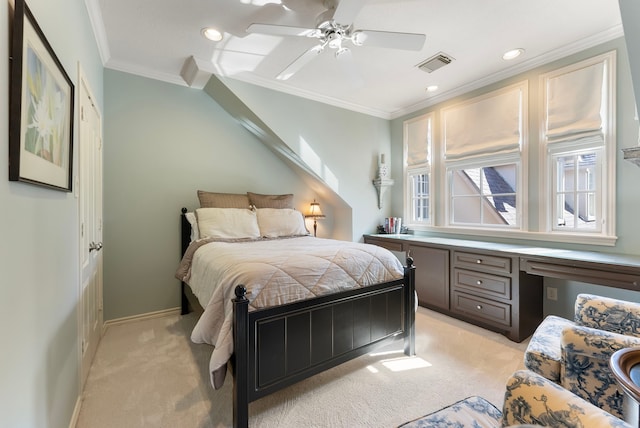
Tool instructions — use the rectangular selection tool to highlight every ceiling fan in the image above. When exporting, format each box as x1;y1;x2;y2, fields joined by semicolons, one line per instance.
246;0;426;81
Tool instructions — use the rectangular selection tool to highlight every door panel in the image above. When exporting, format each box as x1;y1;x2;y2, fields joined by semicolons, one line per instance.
79;71;103;388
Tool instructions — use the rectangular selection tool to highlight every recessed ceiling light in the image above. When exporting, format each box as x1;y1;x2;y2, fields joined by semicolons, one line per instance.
502;48;524;61
426;85;438;92
202;27;223;42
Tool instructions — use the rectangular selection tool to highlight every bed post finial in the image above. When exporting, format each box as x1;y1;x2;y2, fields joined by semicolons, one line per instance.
234;285;247;300
181;207;188;214
406;252;414;268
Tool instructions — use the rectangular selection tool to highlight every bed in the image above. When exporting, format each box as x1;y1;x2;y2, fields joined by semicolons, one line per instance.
175;192;416;428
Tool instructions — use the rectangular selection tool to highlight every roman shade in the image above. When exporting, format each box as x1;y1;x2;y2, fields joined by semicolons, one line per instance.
545;61;605;142
444;85;523;161
405;114;431;168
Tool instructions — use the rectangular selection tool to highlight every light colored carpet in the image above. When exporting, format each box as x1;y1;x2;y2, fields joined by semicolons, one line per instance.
76;307;528;428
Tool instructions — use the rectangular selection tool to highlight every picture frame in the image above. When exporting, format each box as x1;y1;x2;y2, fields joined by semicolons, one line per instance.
9;0;74;192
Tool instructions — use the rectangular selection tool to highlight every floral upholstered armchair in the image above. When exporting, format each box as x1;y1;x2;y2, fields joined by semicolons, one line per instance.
398;369;630;428
524;293;640;419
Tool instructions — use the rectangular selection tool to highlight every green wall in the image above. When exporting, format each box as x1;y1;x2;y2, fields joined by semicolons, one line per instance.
220;77;394;242
390;38;640;318
102;70;318;320
0;0;103;426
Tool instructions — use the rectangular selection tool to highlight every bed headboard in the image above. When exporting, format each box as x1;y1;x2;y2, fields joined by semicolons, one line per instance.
180;207;191;256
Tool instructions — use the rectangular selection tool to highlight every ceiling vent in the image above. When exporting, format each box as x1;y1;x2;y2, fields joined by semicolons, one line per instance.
417;52;454;73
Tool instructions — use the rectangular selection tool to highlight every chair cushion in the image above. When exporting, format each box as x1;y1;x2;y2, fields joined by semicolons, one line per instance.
524;315;575;382
398;396;501;428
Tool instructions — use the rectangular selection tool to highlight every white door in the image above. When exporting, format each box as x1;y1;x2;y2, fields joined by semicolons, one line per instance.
78;69;103;388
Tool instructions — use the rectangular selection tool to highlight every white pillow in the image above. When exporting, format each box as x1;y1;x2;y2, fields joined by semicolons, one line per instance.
196;208;261;240
185;212;200;242
256;208;309;238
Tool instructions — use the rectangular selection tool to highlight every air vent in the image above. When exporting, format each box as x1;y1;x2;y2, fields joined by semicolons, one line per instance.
417;52;454;73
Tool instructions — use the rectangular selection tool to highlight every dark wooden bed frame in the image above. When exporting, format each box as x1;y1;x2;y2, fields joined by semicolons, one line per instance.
179;208;416;428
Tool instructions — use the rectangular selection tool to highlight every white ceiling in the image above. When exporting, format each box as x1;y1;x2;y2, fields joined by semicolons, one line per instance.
87;0;623;119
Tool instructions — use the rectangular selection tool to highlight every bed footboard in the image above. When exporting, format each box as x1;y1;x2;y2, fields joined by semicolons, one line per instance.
232;259;416;428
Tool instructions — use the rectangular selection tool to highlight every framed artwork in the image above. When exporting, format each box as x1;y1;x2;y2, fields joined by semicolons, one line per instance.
9;0;74;192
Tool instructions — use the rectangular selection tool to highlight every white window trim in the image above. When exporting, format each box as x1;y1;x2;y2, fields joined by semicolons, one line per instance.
538;50;616;240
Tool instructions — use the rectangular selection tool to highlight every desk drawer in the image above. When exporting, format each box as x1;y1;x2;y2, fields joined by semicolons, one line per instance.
451;291;511;327
452;268;511;300
453;251;512;275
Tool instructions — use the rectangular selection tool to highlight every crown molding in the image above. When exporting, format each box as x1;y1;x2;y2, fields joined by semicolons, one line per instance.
84;0;111;65
390;24;624;119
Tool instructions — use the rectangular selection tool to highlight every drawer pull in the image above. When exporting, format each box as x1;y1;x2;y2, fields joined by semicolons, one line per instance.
476;305;483;310
476;280;483;285
476;259;482;264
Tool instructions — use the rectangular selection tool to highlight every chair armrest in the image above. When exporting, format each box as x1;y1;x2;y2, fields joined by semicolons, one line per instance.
502;370;631;427
575;293;640;336
562;325;640;360
560;325;640;418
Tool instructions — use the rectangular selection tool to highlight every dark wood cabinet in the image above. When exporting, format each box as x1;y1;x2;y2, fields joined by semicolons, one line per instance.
365;233;640;341
409;244;449;311
449;249;542;342
364;235;542;342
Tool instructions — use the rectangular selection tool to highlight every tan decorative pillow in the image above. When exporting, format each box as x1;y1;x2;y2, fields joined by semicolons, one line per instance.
197;190;250;209
195;208;260;240
256;208;309;238
248;192;294;209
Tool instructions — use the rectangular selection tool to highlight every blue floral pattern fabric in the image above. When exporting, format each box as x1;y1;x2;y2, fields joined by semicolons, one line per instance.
398;370;631;428
561;325;640;418
502;370;630;428
398;396;502;428
525;293;640;419
524;315;575;382
574;294;640;336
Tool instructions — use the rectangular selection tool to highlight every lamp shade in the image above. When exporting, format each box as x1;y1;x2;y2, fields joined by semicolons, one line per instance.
305;200;325;219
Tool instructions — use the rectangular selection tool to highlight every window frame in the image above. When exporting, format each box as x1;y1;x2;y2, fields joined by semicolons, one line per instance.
403;112;434;228
445;153;523;230
538;51;616;244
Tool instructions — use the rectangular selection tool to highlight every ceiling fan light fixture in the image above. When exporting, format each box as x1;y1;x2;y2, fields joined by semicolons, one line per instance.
327;32;342;49
202;27;223;42
351;30;366;46
502;48;524;60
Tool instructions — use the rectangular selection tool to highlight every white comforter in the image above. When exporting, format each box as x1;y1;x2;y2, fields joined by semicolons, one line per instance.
176;236;404;389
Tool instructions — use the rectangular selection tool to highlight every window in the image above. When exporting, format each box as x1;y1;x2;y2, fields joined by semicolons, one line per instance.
400;51;616;245
540;51;615;240
443;82;527;230
552;151;600;230
409;173;430;222
450;163;518;227
404;113;433;226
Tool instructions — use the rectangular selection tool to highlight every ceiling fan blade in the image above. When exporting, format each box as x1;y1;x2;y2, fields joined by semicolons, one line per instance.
332;0;367;25
355;30;426;51
276;45;324;80
247;23;320;38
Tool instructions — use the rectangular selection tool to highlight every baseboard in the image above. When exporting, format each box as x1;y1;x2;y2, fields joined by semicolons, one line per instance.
103;307;182;333
68;395;82;428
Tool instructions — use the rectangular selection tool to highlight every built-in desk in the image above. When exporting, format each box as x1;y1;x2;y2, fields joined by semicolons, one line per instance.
364;234;640;342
